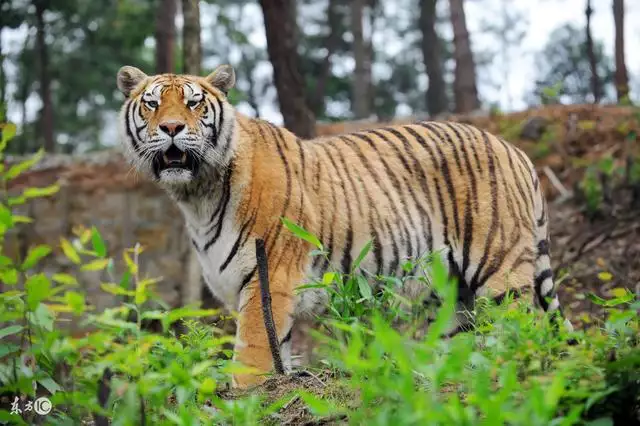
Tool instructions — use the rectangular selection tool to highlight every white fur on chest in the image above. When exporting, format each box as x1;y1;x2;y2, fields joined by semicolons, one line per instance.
178;198;252;311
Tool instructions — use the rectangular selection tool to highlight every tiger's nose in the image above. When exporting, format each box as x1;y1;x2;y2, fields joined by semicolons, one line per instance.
159;121;186;137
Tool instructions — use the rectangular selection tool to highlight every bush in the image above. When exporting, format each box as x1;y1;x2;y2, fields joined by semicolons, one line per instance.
0;122;638;425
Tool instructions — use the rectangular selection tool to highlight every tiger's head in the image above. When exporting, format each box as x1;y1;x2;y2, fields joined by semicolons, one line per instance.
116;65;236;188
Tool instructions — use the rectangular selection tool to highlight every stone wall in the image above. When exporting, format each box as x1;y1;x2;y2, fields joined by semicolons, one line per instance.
4;149;205;333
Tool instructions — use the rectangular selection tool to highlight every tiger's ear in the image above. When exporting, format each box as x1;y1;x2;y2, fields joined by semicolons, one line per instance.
117;66;148;97
205;64;235;95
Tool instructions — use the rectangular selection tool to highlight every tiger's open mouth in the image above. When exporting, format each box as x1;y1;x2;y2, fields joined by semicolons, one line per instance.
152;144;199;179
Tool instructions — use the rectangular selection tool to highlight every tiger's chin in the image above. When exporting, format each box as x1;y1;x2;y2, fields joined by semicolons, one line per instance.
151;146;200;186
157;168;196;185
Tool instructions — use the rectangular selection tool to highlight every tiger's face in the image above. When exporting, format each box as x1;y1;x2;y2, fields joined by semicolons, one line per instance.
116;65;236;187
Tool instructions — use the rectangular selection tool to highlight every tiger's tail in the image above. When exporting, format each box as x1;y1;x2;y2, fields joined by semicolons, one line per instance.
531;167;574;333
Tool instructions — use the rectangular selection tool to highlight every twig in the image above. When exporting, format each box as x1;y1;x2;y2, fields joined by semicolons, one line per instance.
543;166;572;201
282;395;301;411
295;369;327;388
255;238;285;375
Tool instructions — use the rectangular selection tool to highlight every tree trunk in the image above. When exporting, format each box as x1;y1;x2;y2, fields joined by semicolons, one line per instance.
613;0;629;102
449;0;479;113
419;0;448;116
155;0;177;74
34;0;54;153
310;0;341;115
585;0;601;103
351;0;372;119
258;0;316;138
181;0;201;75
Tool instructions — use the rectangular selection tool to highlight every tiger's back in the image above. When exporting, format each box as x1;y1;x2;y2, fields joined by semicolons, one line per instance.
244;118;560;313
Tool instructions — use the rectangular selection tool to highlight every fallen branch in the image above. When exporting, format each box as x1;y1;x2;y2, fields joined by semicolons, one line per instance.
543;165;573;202
255;238;285;375
93;367;112;426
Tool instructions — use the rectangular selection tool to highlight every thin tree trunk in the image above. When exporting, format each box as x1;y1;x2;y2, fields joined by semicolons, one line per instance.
258;0;316;138
449;0;479;113
351;0;372;119
182;0;201;75
613;0;629;102
419;0;447;116
310;0;341;115
34;0;54;152
155;0;177;74
585;0;601;103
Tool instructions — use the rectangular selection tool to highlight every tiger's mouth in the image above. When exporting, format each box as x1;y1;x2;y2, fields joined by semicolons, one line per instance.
152;144;199;179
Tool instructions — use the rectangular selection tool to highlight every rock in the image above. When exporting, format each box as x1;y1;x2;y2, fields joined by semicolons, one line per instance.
520;116;549;141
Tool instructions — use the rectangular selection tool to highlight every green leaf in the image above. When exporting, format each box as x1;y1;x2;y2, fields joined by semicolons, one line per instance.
12;215;33;224
0;343;19;358
81;258;111;271
91;226;107;257
64;291;86;315
25;274;52;310
322;272;338;285
297;390;336;417
140;310;164;321
0;122;17;148
119;270;132;290
597;271;613;282
0;269;18;286
587;292;635;307
38;376;62;394
281;217;323;250
0;409;28;425
21;245;52;270
190;360;215;376
60;238;81;264
0;203;13;228
22;184;60;199
0;324;23;339
93;317;138;332
100;282;135;297
28;303;54;331
165;307;220;326
0;255;13;266
52;273;78;286
357;275;373;300
123;251;138;275
352;239;372;272
6;194;26;207
4;148;44;180
135;285;148;305
200;377;216;395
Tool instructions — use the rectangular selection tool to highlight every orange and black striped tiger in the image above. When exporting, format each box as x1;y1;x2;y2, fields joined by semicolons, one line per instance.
116;64;573;388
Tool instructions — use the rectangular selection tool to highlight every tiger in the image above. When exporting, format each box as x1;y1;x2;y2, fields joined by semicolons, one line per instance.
116;64;574;388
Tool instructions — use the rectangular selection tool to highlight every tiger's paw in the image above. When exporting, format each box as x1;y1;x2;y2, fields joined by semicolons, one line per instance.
231;372;268;389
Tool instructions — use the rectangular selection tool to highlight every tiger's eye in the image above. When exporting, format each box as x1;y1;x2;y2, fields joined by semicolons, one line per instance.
187;100;199;108
146;100;158;108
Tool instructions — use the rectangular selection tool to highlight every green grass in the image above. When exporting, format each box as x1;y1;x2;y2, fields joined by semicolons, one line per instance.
1;123;639;425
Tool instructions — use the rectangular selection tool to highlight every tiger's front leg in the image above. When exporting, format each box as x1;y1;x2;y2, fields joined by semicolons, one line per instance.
231;267;296;388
